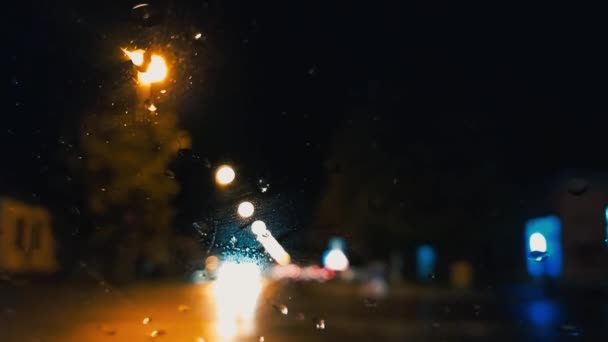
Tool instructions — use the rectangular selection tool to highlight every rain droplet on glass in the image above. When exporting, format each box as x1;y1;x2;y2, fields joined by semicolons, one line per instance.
274;304;288;315
314;318;325;330
528;250;549;262
150;329;166;338
97;324;117;336
142;317;151;325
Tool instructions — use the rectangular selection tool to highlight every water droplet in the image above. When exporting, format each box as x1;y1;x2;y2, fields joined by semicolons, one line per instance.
132;3;149;10
194;33;203;39
567;178;588;196
142;317;151;325
560;324;582;337
3;307;16;316
259;337;265;342
97;324;117;336
165;169;175;178
177;304;190;312
197;338;205;342
314;318;325;330
150;329;166;338
230;236;237;245
473;304;481;316
363;298;377;307
273;304;288;315
528;250;549;262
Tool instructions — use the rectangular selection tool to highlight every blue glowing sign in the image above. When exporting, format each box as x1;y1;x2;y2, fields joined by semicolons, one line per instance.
525;216;562;278
605;207;608;246
416;245;436;281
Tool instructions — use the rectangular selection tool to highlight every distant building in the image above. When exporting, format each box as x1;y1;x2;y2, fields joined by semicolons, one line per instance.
0;197;57;273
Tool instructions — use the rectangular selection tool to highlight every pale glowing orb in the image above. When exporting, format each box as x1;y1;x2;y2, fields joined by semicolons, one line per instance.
529;232;547;253
238;201;255;218
215;165;235;186
323;249;349;271
251;220;267;235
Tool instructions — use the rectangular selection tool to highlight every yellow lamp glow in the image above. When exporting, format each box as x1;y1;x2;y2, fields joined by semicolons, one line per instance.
122;48;145;66
138;55;168;85
215;165;235;186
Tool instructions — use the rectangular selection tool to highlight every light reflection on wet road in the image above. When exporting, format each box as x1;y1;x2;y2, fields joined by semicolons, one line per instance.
0;280;602;341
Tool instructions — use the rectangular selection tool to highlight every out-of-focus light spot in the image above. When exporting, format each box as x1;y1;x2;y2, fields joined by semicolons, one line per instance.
238;201;255;218
215;165;235;186
251;220;267;235
138;55;168;85
205;255;220;272
329;237;345;250
147;103;157;112
142;317;151;325
194;33;203;39
122;48;145;66
416;245;436;281
213;262;263;338
251;222;291;266
525;216;562;278
530;233;547;252
160;89;167;94
323;249;349;271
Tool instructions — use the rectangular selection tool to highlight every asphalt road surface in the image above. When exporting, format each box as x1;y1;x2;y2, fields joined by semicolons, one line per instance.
0;278;603;341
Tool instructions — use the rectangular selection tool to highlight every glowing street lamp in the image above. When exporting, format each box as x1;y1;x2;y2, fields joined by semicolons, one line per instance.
122;48;168;121
122;48;168;86
237;201;255;218
215;165;235;186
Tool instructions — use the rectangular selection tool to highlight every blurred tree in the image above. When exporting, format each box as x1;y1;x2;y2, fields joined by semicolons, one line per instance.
81;100;186;281
314;111;522;264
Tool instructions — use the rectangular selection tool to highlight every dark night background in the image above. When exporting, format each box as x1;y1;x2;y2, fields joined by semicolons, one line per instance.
3;0;608;276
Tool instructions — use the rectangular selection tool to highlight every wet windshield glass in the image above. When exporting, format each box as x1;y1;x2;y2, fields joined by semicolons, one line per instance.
2;1;607;341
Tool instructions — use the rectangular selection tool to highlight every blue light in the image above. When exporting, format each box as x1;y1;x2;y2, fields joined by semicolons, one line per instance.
605;207;608;246
416;245;436;281
527;300;558;326
525;216;562;278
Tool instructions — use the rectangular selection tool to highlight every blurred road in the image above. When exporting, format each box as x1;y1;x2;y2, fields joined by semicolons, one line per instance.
0;278;602;341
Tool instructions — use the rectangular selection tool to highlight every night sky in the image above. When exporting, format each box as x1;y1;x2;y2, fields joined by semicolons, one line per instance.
4;1;608;243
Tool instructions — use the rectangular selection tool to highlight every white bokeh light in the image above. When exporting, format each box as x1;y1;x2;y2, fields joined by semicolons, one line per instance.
323;249;349;271
215;165;235;186
529;232;547;252
251;220;267;235
238;201;255;218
